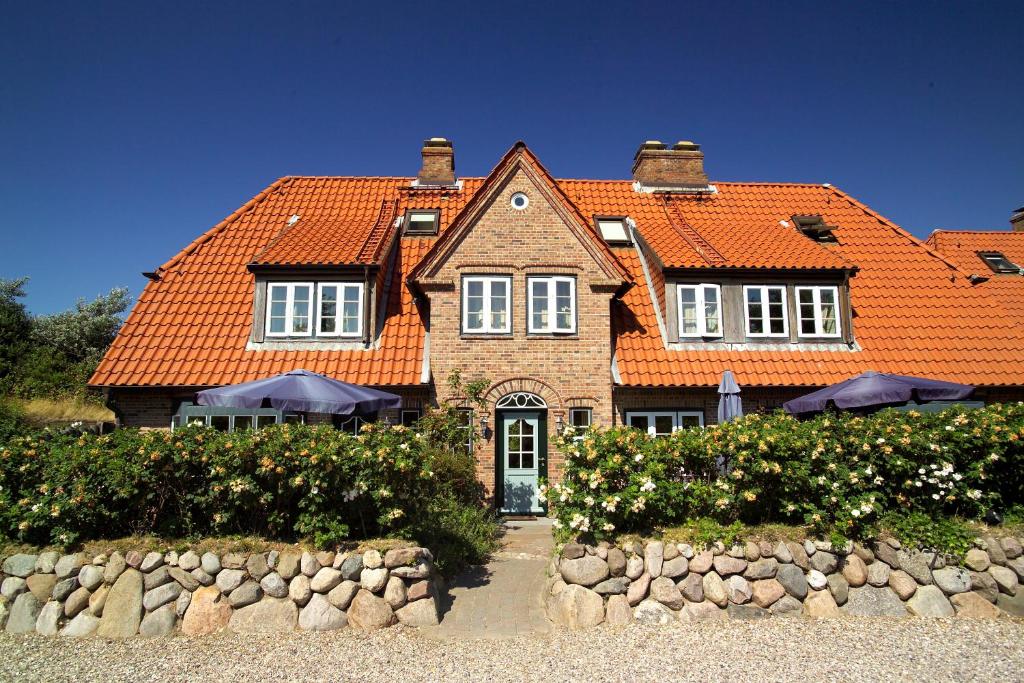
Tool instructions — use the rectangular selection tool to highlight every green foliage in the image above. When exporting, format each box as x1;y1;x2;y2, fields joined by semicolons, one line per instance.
31;288;130;363
880;511;975;560
0;400;29;442
410;493;500;576
0;278;32;381
0;421;498;570
548;403;1024;543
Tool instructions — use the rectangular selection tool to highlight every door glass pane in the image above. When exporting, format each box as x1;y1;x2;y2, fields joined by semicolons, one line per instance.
654;414;674;436
233;415;253;431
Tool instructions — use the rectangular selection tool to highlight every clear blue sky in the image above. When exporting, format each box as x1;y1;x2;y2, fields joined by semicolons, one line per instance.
2;1;1022;314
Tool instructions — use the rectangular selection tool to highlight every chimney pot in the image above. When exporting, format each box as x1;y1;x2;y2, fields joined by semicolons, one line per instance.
1011;205;1024;232
632;138;709;189
417;137;455;185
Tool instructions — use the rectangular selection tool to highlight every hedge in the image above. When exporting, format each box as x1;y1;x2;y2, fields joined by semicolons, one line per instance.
0;417;497;573
546;403;1024;541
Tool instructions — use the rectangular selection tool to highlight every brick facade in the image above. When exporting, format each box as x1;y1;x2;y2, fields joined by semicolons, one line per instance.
424;167;618;499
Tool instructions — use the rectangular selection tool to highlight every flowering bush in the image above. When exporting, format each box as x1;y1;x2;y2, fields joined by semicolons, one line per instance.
0;415;492;560
548;403;1024;542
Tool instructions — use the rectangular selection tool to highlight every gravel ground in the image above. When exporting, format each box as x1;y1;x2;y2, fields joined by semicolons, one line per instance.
2;618;1023;683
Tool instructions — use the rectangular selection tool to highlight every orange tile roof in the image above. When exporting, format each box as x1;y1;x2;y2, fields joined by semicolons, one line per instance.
927;229;1024;329
610;185;1024;387
90;165;1024;390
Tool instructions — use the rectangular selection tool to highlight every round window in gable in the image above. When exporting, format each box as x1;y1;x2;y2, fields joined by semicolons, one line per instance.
510;192;529;210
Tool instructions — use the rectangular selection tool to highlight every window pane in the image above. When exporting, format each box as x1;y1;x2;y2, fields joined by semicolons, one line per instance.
292;286;310;334
401;410;420;427
654;415;674;436
210;415;229;432
681;301;698;334
598;219;628;242
798;289;814;306
571;409;591;427
767;288;785;334
703;288;720;335
256;415;277;429
679;415;701;428
270;286;287;303
187;415;207;426
629;415;649;431
555;280;572;330
466;285;484;329
532;280;549;330
521;449;534;469
490;280;507;330
801;315;816;335
342;296;360;334
233;415;253;431
284;414;303;425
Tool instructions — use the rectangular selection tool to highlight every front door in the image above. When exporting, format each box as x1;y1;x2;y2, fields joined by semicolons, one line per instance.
498;410;545;514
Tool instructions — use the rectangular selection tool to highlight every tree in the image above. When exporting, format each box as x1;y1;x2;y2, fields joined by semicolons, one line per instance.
0;278;31;380
31;288;130;363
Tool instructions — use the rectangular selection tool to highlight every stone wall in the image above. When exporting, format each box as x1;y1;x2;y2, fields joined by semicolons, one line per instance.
0;546;440;638
546;535;1024;628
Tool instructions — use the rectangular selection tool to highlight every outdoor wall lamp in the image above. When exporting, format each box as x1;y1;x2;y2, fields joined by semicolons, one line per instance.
479;414;489;430
556;414;564;434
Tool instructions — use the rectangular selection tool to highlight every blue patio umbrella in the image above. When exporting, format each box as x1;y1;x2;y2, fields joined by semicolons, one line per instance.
717;370;743;423
196;369;402;415
783;371;974;416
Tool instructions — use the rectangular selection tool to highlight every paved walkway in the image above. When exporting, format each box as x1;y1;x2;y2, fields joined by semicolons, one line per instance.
421;518;554;640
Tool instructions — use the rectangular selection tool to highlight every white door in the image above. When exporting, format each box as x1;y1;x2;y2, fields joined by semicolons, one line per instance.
501;411;542;513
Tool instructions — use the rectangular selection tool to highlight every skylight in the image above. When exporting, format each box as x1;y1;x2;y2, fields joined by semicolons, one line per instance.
597;218;629;243
405;210;439;235
791;214;837;242
979;251;1021;274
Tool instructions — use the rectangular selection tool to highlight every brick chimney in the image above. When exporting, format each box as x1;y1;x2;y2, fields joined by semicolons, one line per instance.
1011;206;1024;232
632;140;709;189
417;137;455;186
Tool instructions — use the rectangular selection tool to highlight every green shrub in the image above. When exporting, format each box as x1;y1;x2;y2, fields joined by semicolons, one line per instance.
0;400;28;443
548;403;1024;543
0;419;497;564
880;511;975;560
411;493;500;576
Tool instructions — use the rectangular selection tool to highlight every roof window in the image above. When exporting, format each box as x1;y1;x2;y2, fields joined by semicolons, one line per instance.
596;217;630;244
405;210;439;236
791;214;837;242
979;251;1021;274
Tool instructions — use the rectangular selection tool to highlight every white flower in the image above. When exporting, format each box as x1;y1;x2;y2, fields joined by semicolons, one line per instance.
584;496;595;507
640;479;656;493
876;438;885;445
874;476;884;485
967;489;983;500
634;454;644;463
602;523;615;532
851;508;861;517
918;468;926;475
914;480;923;487
945;425;954;431
932;493;940;500
552;519;563;529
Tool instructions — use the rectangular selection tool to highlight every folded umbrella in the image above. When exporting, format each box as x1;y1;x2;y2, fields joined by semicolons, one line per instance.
717;369;743;423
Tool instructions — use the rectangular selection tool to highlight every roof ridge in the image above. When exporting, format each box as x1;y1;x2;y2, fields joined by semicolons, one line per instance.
827;185;973;280
157;177;291;274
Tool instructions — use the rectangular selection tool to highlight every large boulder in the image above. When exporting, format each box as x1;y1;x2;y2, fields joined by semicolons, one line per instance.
1000;537;1023;560
360;567;389;593
712;555;747;576
178;551;201;572
727;604;770;620
827;574;849;606
607;548;627;577
804;589;841;617
35;551;59;574
625;572;650;606
593;577;630;596
842;586;909;617
776;564;808;600
26;574;57;602
215;568;246;594
260;572;289;599
906;585;954;617
246;554;271;581
89;585;110;616
168;567;200;593
546;584;604;629
604;594;633;626
383;547;432;568
703;572;728;607
181;586;232;635
36;600;63;635
633;598;675;625
103;553;126;584
842;555;868;587
989;566;1019;595
559;555;609;587
347;589;396;631
139;604;177;637
726;575;752;605
996;591;1024;617
950;591;1000;617
644;541;664;578
770;596;804;617
78;565;104;592
751;579;786;608
677;573;704;602
650;576;683;610
97;569;143;638
310;568;344;593
200;552;222;576
964;549;991;572
867;561;891;587
64;586;92;618
60;612;100;638
395;597;440;627
52;577;79;602
689;550;713;574
328;580;360;610
888;570;918;600
1;577;27;600
897;550;933;585
786;541;809;569
933;567;971;595
289;575;312;606
229;597;298;633
227;581;262;608
54;554;85;579
679;600;727;621
143;581;182;611
383;576;407;609
139;552;163;573
661;556;689;579
298;592;348;631
809;551;838;575
970;572;999;603
276;553;300;580
625;554;645;580
743;558;778;580
5;593;43;633
3;554;38;578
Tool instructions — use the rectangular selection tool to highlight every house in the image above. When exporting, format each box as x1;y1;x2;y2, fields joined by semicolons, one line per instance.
926;211;1024;329
90;139;1024;514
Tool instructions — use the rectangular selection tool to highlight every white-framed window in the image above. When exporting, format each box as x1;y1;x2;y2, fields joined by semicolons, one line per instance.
626;410;704;437
457;408;474;456
462;276;510;334
266;283;314;337
597;218;629;243
795;286;842;338
569;407;592;442
528;276;576;333
677;284;723;337
744;285;789;337
317;283;363;337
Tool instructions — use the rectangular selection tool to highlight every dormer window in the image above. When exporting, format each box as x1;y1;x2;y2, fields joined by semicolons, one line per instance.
267;283;313;337
265;282;363;339
405;210;439;236
979;251;1020;274
596;217;630;244
795;286;841;338
677;284;722;337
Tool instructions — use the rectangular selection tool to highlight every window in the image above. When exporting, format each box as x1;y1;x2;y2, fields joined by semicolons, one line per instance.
744;285;788;337
796;286;842;338
405;210;439;235
171;405;293;432
462;276;510;334
401;410;421;427
511;192;529;210
677;284;722;337
979;252;1020;274
335;415;368;435
626;410;704;437
569;408;592;429
596;218;629;243
266;283;314;336
317;283;363;337
528;276;576;333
